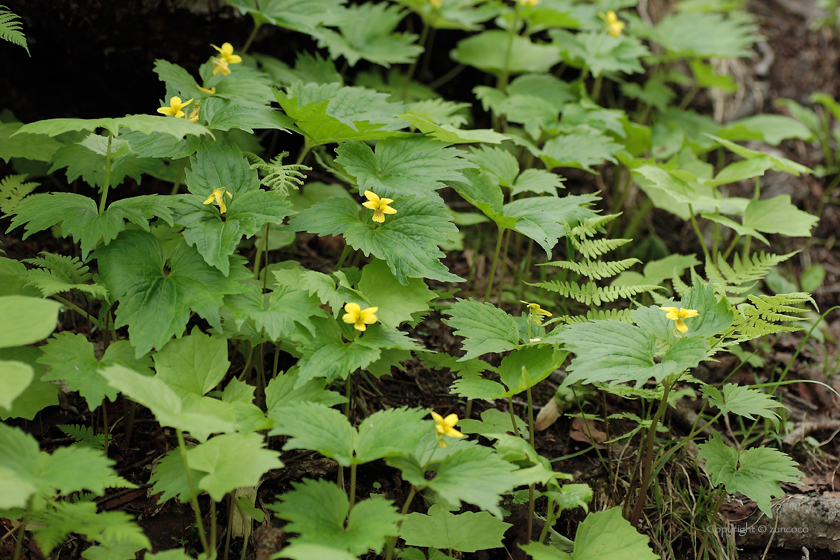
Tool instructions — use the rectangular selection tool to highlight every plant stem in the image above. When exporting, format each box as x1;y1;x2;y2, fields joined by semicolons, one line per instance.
223;494;233;560
50;295;103;330
254;224;270;280
721;233;740;262
98;133;113;214
241;22;262;55
484;226;506;302
210;500;217;553
697;489;726;559
496;229;511;305
628;378;673;527
591;75;603;101
348;463;357;512
272;344;281;380
170;158;188;196
295;145;311;166
12;496;33;560
102;404;109;453
122;399;137;450
176;429;211;557
497;5;521;94
401;21;430;101
333;243;352;272
537;497;556;544
686;204;710;263
526;386;536;544
385;487;418;560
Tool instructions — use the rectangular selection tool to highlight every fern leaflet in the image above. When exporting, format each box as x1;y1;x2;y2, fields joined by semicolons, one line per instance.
531;280;664;306
57;424;106;450
0;173;39;214
245;151;311;196
0;6;28;55
541;258;640;280
572;236;632;260
23;252;109;299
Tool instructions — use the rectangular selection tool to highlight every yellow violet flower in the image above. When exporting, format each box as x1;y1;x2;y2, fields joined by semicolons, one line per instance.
519;0;539;6
203;188;233;214
157;96;193;118
599;10;625;38
362;190;397;223
197;85;216;94
342;302;379;332
429;0;442;7
212;42;243;65
660;306;699;334
212;57;231;76
187;105;200;123
431;411;463;447
521;300;552;325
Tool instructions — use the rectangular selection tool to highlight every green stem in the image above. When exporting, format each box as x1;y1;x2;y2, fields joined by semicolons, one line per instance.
272;344;281;380
170;158;188;196
295;145;311;166
210;499;217;554
496;229;511;305
721;233;740;263
348;463;357;512
385;487;418;560
238;343;254;381
484;226;506;303
401;21;430;101
102;404;109;453
50;295;102;330
687;204;710;263
591;75;603;102
240;22;262;55
254;223;270;280
12;496;33;560
223;495;233;560
497;5;521;94
537;497;556;544
98;133;113;214
678;84;699;111
333;244;352;272
508;397;523;440
177;429;210;557
526;386;536;544
698;489;726;560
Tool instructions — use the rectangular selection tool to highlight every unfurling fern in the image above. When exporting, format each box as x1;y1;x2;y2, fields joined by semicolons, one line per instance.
23;252;109;299
530;214;663;319
0;173;39;214
0;5;28;55
245;151;311;196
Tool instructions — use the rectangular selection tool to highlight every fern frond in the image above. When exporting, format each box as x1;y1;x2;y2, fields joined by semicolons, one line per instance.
672;274;691;298
563;308;634;324
541;258;640;280
730;292;814;342
0;173;39;214
717;251;798;286
245;151;311;196
572;237;632;260
0;6;29;55
57;425;106;450
530;280;664;306
23;252;109;299
571;213;621;238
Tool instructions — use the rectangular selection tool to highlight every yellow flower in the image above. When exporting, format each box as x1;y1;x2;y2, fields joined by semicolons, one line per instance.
521;300;552;325
599;10;625;38
197;85;216;94
429;0;442;7
342;302;379;332
362;190;397;223
212;57;231;76
660;306;699;334
212;42;243;65
187;105;200;123
519;0;539;6
157;96;193;118
431;411;463;447
203;188;233;214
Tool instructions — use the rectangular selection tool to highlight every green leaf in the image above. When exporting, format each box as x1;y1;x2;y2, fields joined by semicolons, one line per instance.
497;347;567;397
451;31;561;75
698;432;801;516
562;321;659;387
571;507;657;560
264;368;347;412
354;407;430;464
741;195;817;239
288;195;462;284
335;136;475;202
550;30;648;77
682;281;734;338
643;12;757;58
399;113;507;144
100;364;235;441
225;0;348;35
153;327;228;397
39;333;152;410
271;478;401;555
275;82;407;148
0;295;61;348
443;299;520;361
0;360;32;412
149;449;206;504
0;346;58;420
314;3;422;67
718;115;814;145
512;168;565;197
448;168;514;228
22;253;108;299
404;99;470;127
276;544;358;560
187;433;282;501
269;401;356;466
701;384;782;428
465;146;519;187
358;259;434;329
95;230;250;357
201;97;294;133
540;128;623;173
8;193;178;259
0;122;62;162
226;283;328;341
503;195;598;255
518;542;572;560
15;115;211;140
400;504;511;553
706;135;811;175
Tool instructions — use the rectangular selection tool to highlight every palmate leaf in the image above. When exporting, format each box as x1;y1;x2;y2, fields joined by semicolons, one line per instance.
405;99;470;127
225;282;328;341
358;259;435;329
742;195;818;239
152;327;228;398
0;122;62;163
394;0;499;31
399;113;507;144
225;0;349;35
540;127;623;173
275;82;407;148
569;507;657;560
38;333;152;410
14;114;211;140
335;136;475;202
8;193;178;259
48;141;178;191
642;11;757;58
95;229;251;357
503;195;598;255
451;31;561;75
550;30;649;77
22;252;108;299
400;505;511;553
701;384;782;428
314;3;422;67
288;195;462;284
443;299;520;361
698;432;801;516
201;97;294;133
271;478;401;555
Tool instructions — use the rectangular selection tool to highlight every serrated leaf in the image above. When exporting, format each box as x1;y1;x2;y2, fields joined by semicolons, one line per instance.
269;401;355;465
512;168;565;197
399;113;507;144
264;365;345;411
0;122;62;163
38;334;151;410
741;195;817;239
540;128;623;173
400;504;511;552
15;115;210;140
551;30;649;77
571;507;657;560
643;12;756;58
443;299;520;361
0;346;58;421
226;283;328;341
149;448;206;504
335;136;474;202
448;168;514;228
701;384;782;428
405;99;470;127
718;114;814;145
95;230;250;357
226;0;349;35
354;407;430;463
503;195;598;255
0;295;61;348
22;252;108;299
153;327;228;398
201;97;294;133
451;31;560;75
562;321;659;387
271;478;401;555
465;146;519;187
358;259;434;329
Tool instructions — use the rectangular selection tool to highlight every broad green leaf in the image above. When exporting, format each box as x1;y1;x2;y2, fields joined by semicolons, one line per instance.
276;544;358;560
519;542;572;560
100;364;235;441
314;3;423;67
288;195;462;284
39;334;152;410
275;82;407;147
701;384;782;428
698;432;801;516
451;31;561;75
335;136;475;202
404;99;470;127
642;11;756;58
497;347;567;397
550;30;648;77
146;550;194;560
269;401;356;465
682;281;734;338
400;504;511;552
358;259;434;329
354;407;430;463
153;327;229;397
741;195;817;239
700;213;769;245
187;433;283;501
512;168;565;197
718;115;814;145
225;0;348;35
458;408;527;438
572;507;657;560
562;321;658;387
465;146;519;187
0;464;37;509
95;230;251;357
448;168;514;228
503;195;598;255
395;0;499;31
499;94;560;139
201;97;294;133
0;295;61;348
0;122;62;162
546;483;593;515
0;347;58;420
225;283;328;341
443;299;520;361
271;478;401;555
264;367;346;410
149;449;206;503
399;113;507;144
540;128;623;173
14;115;211;140
706;135;811;175
0;360;32;411
8;193;178;259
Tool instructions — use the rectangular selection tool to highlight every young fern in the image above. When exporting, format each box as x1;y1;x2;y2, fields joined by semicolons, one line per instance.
23;252;109;299
0;5;28;55
245;151;311;196
57;425;106;451
729;292;816;343
0;173;39;214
